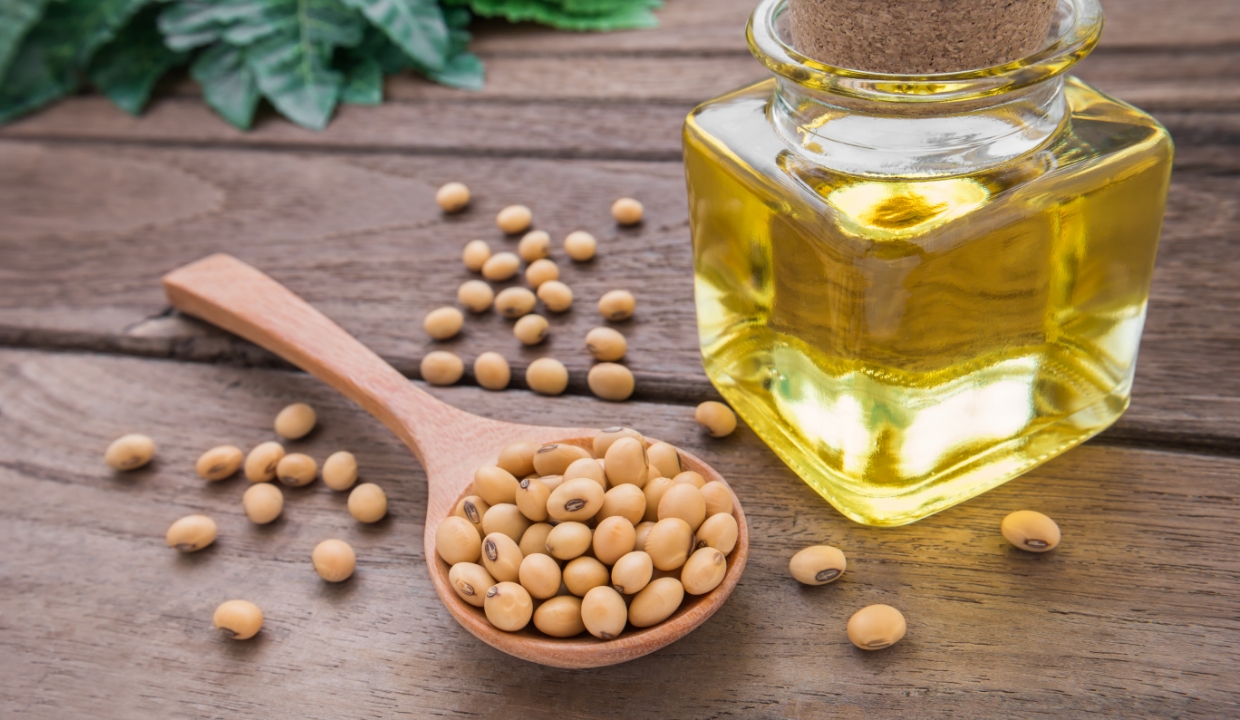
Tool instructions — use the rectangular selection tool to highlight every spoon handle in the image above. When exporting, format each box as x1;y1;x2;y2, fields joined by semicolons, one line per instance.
162;253;466;466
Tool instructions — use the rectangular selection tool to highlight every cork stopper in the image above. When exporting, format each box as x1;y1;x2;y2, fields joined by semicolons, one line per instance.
786;0;1058;74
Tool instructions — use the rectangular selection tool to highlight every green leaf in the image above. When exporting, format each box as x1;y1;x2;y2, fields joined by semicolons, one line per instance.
190;42;260;129
339;0;447;72
424;48;482;90
339;50;382;104
443;0;660;31
89;6;189;115
0;0;52;82
0;0;154;122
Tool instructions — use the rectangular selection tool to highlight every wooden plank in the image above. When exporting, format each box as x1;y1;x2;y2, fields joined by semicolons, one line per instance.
0;349;1236;717
1;140;1239;445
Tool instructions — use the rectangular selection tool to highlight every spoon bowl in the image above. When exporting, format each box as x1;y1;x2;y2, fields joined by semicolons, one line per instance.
163;254;749;668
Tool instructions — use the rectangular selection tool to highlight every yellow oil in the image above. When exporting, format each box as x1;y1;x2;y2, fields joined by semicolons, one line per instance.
684;77;1173;526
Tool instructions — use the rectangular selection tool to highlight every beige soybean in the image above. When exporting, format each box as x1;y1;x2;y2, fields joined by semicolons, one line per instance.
643;476;675;522
611;550;653;595
696;512;738;556
588;363;635;402
593;426;643;457
474;465;520;505
563;457;607;490
474;352;511;391
537;280;573;312
481;533;524;582
497;441;538;478
495;287;537;319
612;197;643;225
525;357;569;395
681;547;727;595
276;453;317;487
673;470;706;488
105;433;155;471
349;482;388;523
214;600;263;640
463;239;492;271
582;586;627;640
647;465;663;485
604;437;648;488
449;562;495;608
245;441;284;482
436;181;470;212
194;445;242;481
564;556;610;597
320;451;358;491
695;401;738;437
847;604;906;651
496;205;533;234
519;522;554;557
645;518;694;571
533;595;586;638
659;484;707;532
584;327;626;362
593;516;636;565
482;503;532;544
539;474;565;492
546;521;593;560
629;577;683;628
700;481;733;518
533;443;591;477
453;495;490;534
166;515;217;552
274;403;316;440
514;476;551;522
646;442;682;479
437;516;482;564
481;252;520;281
563;230;597;261
547;478;606;522
790;545;846;585
525;258;559;288
1001;510;1061;552
598;290;636;321
519;553;562;599
458;280;495;313
243;483;284;524
518;230;551;262
484;581;533;632
634;521;655;553
421;351;464;386
312;539;356;582
424;307;464;340
513;314;548;345
598;484;646;526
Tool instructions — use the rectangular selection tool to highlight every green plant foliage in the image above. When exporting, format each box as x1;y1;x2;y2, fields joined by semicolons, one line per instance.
89;6;191;115
0;0;52;81
444;0;660;31
340;0;447;71
190;42;260;128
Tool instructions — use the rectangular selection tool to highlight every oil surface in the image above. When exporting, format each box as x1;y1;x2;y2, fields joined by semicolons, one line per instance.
684;77;1173;525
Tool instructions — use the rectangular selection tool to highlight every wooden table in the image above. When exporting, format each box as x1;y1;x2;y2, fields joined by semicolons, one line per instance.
2;1;1238;716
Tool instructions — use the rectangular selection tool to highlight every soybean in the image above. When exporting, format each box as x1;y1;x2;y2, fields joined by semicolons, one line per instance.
166;515;217;552
588;363;635;402
1001;510;1061;552
312;539;356;582
518;230;551;261
659;483;706;532
348;482;388;523
563;556;610;597
449;562;495;607
695;401;737;437
563;230;597;261
611;550;653;595
463;240;491;271
519;522;554;557
546;521;593;560
696;512;738;556
547;478;605;522
537;280;573;312
789;545;846;585
322;450;358;491
245;441;284;482
847;605;906;650
474;465;520;505
214;600;263;640
496;205;533;234
563;457;607;489
243;483;284;524
533;443;591;477
533;595;586;638
481;252;520;281
424;307;464;340
673;470;706;488
646;442;681;479
633;521;655;553
196;445;243;481
612;197;643;225
421;351;464;386
105;433;155;471
482;503;532;543
598;290;636;321
700;481;733;518
484;581;533;632
458;280;495;313
598;484;646;526
584;327;626;362
481;533;524;582
276;453;317;487
513;314;548;345
581;586;627;640
274;403;316;439
526;357;569;395
525;258;559;288
681;547;727;595
497;441;538;478
474;352;511;391
437;516;482;564
604;437;648;488
629;577;683;627
592;516;636;565
519;553;562;599
515;476;551;522
436;181;470;212
645;518;694;571
454;494;490;534
642;476;674;522
593;426;643;457
495;287;537;319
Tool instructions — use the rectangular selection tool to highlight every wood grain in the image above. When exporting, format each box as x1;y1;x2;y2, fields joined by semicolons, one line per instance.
0;350;1236;716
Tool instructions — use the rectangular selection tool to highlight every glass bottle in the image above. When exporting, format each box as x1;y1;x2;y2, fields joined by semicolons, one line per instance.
683;0;1173;526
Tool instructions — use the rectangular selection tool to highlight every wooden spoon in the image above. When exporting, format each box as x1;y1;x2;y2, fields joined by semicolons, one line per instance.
162;254;748;668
